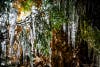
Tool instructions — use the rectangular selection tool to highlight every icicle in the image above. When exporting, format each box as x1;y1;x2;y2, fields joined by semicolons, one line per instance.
58;0;61;11
30;6;38;51
71;5;75;47
71;21;76;48
68;1;79;48
68;21;71;45
63;23;66;33
1;41;6;53
71;5;79;48
28;6;39;67
0;13;8;66
9;7;17;55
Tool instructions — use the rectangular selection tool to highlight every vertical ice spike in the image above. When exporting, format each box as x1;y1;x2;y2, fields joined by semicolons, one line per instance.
68;0;79;48
9;7;17;55
31;6;38;52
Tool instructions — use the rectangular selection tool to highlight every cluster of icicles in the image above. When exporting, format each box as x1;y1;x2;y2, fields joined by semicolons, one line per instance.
0;5;38;66
0;1;79;66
